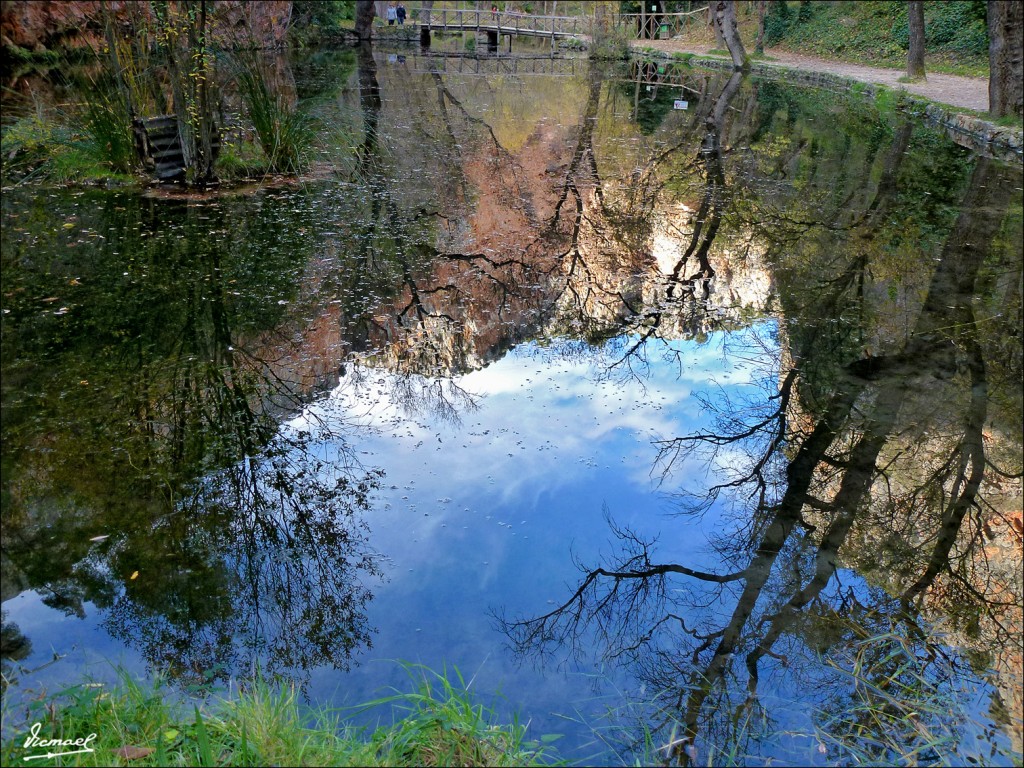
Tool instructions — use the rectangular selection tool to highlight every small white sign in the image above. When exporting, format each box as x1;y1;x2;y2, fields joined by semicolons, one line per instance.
673;100;689;110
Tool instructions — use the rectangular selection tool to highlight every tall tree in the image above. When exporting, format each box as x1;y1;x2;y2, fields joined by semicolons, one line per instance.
355;0;376;41
152;0;219;186
907;0;926;80
714;1;749;70
708;3;726;48
988;0;1023;118
754;0;767;55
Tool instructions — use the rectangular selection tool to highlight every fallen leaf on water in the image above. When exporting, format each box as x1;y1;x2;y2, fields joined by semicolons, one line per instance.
89;535;109;542
114;745;155;760
130;571;139;580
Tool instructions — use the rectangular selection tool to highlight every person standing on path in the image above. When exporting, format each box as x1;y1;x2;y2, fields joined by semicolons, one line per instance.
396;3;406;25
386;3;397;25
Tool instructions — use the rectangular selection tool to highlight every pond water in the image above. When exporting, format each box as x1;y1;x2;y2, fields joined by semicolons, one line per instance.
2;48;1022;766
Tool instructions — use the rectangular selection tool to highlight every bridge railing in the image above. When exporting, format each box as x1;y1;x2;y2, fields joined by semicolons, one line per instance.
405;5;706;41
401;53;585;77
411;7;581;38
615;7;708;40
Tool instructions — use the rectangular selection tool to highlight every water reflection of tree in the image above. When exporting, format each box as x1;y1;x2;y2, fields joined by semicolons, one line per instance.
1;191;382;688
104;426;382;686
499;132;1022;764
604;70;745;374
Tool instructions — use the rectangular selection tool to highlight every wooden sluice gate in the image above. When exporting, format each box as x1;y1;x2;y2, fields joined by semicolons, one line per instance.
133;115;221;182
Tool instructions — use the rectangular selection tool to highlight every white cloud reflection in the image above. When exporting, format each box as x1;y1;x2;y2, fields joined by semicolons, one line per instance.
288;327;774;594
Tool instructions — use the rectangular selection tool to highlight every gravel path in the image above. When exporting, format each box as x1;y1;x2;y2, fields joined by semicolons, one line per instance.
632;41;990;112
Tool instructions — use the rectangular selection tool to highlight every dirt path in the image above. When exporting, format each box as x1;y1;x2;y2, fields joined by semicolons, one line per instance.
632;40;989;112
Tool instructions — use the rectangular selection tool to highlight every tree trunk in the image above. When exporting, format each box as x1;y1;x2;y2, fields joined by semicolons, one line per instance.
355;0;376;41
755;0;766;54
709;3;726;47
907;0;926;80
988;0;1023;119
190;0;216;187
715;1;748;70
99;1;130;113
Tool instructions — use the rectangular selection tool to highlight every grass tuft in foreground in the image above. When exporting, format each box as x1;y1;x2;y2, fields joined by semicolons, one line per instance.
1;665;562;767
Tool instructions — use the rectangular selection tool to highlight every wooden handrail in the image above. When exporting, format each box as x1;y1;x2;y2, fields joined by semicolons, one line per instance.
421;7;579;32
616;7;708;40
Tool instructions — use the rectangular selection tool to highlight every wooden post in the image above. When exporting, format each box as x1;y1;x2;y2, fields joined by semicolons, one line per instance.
419;0;433;46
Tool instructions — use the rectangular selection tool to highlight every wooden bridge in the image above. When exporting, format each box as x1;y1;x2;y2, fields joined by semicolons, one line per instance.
414;8;582;39
411;6;583;45
403;4;708;43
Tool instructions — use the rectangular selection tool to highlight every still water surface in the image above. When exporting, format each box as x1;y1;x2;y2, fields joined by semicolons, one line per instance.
2;49;1022;765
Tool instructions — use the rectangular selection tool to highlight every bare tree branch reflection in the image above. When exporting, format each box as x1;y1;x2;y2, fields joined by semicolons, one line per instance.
499;127;1022;765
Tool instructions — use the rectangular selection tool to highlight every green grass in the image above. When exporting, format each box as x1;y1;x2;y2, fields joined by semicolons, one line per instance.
79;86;137;175
233;54;319;175
811;630;1019;766
215;137;272;180
0;104;137;187
1;665;562;767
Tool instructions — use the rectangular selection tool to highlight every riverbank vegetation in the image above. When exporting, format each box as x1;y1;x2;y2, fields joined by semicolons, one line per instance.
659;0;990;78
5;634;1015;768
762;0;990;77
1;3;339;188
0;666;562;767
1;1;1012;189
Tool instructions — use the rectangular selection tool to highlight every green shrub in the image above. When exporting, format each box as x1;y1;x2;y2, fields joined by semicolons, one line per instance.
761;0;989;74
925;0;988;54
763;0;792;47
80;90;137;175
588;17;631;60
0;103;134;185
233;55;319;174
